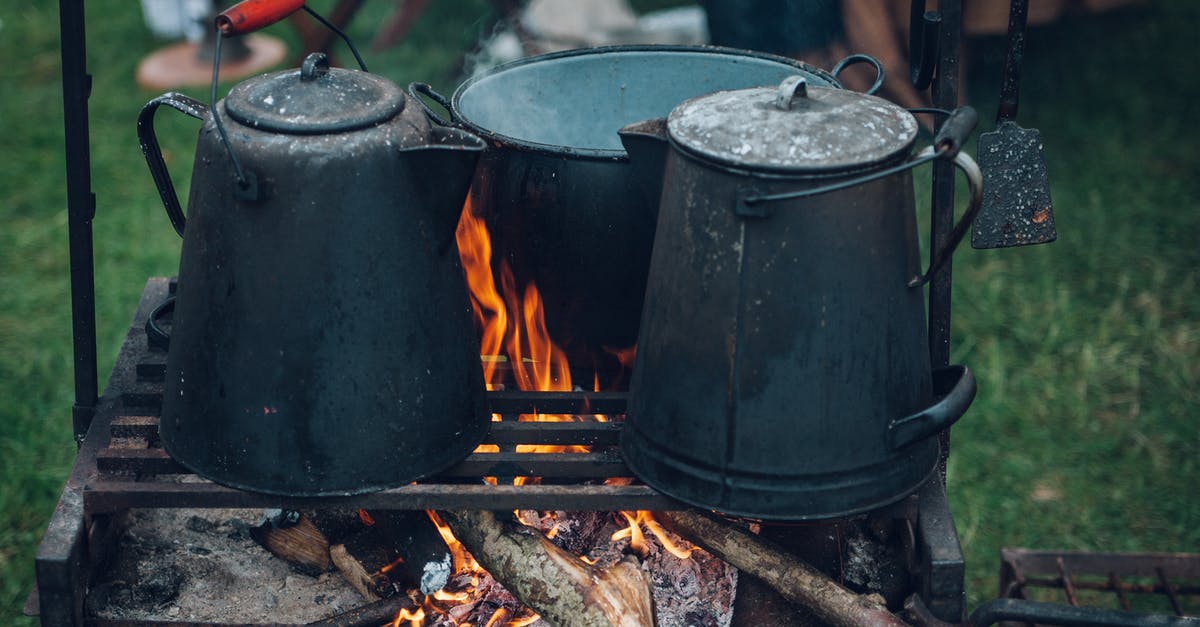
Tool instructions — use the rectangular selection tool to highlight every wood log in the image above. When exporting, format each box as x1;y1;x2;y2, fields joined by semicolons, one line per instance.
307;593;415;627
659;510;910;627
330;543;389;603
249;511;332;575
440;510;655;627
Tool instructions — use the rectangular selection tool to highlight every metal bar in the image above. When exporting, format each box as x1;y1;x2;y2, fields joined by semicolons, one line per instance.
968;598;1200;627
1157;567;1186;616
445;451;629;478
927;0;962;371
83;481;681;514
1058;556;1081;606
109;415;159;439
1110;572;1133;611
1001;548;1200;578
95;448;632;479
60;0;98;442
135;361;165;382
1020;575;1200;597
487;421;621;446
916;475;966;622
487;390;627;415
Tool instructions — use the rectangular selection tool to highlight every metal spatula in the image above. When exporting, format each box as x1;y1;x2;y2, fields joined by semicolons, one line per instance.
971;0;1056;249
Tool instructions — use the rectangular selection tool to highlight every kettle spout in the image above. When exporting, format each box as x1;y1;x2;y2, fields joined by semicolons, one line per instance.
619;117;670;200
398;127;486;251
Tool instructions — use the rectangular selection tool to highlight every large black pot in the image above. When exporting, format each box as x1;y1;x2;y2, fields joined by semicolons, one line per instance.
619;78;981;519
410;46;854;358
137;54;490;496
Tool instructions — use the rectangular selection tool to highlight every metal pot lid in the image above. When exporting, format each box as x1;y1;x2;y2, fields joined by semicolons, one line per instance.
667;76;919;172
224;53;405;134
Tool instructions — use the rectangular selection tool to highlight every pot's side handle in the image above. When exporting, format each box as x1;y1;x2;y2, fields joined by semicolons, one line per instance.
138;92;209;238
408;83;460;128
831;54;885;95
887;365;976;450
907;148;984;288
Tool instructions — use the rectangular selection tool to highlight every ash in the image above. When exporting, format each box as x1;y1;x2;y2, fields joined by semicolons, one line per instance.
86;508;363;624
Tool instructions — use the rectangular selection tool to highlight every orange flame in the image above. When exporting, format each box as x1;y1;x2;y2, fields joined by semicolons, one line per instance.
390;606;425;627
612;511;697;560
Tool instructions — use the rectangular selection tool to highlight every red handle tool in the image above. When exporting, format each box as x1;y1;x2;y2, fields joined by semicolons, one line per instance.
216;0;305;36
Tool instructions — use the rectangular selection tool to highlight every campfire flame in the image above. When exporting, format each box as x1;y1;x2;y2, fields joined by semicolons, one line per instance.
391;199;686;625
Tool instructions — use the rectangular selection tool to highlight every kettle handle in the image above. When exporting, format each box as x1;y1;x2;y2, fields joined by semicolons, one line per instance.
408;82;460;128
887;365;976;450
137;92;209;237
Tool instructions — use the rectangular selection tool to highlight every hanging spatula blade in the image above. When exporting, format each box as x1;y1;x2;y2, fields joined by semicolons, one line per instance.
972;0;1057;249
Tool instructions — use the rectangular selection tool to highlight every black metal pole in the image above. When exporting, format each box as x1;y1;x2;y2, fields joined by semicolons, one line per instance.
59;0;99;443
928;0;961;371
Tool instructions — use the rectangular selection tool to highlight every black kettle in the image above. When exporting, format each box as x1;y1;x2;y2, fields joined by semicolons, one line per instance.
137;53;489;496
619;76;980;519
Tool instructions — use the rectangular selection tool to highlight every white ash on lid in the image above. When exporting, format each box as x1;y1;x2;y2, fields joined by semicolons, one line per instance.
667;81;918;173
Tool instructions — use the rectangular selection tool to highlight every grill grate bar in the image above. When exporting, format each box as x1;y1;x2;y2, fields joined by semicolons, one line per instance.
1001;548;1200;617
1158;567;1186;616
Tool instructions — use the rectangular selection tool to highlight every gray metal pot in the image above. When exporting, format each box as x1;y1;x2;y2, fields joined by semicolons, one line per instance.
619;77;981;519
410;46;866;360
137;53;489;496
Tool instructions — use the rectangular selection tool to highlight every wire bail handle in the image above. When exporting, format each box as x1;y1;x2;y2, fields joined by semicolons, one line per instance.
209;1;369;199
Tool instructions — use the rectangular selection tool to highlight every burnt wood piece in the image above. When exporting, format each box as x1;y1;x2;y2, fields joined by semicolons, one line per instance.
308;594;415;627
249;512;333;574
329;544;388;602
440;510;655;627
659;510;910;627
365;510;454;595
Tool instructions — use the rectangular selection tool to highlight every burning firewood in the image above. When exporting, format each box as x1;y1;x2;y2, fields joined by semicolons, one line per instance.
659;510;911;627
440;509;655;627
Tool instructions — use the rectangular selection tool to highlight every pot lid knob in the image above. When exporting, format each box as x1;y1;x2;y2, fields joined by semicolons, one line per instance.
775;76;808;110
300;52;330;82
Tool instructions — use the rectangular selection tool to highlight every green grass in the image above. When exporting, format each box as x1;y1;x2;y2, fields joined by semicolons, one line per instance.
2;1;1198;624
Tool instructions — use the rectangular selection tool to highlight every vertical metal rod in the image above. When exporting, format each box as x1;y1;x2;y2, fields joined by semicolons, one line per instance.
929;0;962;480
60;0;98;443
1108;572;1132;611
928;0;962;370
1057;557;1080;606
1156;567;1185;616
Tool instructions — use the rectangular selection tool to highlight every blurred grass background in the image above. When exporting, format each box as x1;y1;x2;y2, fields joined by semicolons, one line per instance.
1;0;1196;624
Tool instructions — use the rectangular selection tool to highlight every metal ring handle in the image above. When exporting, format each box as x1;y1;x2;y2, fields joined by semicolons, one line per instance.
408;82;457;127
137;92;209;237
831;53;885;95
145;295;175;350
907;148;984;288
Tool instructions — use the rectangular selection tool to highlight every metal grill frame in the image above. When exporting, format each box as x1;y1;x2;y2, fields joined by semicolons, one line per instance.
999;548;1200;617
39;0;971;623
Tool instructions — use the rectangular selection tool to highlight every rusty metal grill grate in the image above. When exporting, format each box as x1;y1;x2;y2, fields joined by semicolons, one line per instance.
999;548;1200;618
81;277;679;515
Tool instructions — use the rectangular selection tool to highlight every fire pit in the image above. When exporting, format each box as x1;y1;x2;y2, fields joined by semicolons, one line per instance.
37;2;982;626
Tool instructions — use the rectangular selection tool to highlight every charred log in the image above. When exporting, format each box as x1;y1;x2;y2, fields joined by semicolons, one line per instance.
659;510;910;627
249;510;332;575
440;509;655;627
